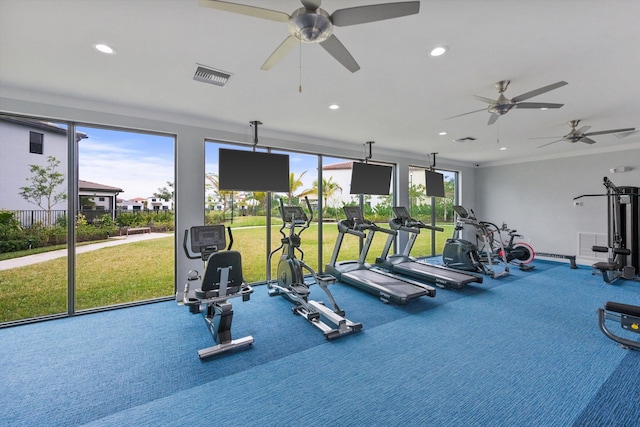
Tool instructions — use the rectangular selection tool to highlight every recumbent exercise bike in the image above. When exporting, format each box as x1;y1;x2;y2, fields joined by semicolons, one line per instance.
180;225;254;359
267;197;361;339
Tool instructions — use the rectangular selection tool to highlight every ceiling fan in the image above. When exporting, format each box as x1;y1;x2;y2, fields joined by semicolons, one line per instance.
198;0;420;72
534;120;636;148
445;80;568;125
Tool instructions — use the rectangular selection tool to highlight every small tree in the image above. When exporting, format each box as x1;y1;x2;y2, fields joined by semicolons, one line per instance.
153;181;174;202
19;156;67;226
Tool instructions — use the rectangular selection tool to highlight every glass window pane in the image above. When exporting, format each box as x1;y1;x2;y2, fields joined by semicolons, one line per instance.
408;167;458;256
205;141;267;284
0;116;69;323
76;126;175;310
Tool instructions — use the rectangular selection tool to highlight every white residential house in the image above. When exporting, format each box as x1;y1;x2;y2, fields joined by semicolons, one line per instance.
320;161;390;210
79;180;123;221
146;197;173;210
0;116;75;211
0;116;124;224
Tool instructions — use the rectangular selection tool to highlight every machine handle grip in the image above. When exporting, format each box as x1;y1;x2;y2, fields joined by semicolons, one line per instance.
183;229;201;259
226;227;233;251
304;196;313;224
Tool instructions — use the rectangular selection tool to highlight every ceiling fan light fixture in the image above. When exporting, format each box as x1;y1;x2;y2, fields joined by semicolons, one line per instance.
429;45;448;57
290;7;333;43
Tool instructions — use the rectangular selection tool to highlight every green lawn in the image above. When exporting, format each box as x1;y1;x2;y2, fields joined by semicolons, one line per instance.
0;224;453;323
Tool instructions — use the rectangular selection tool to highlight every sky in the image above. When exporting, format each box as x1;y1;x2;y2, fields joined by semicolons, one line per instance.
78;126;174;199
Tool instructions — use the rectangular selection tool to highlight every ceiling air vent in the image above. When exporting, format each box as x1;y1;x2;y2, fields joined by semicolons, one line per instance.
193;65;231;87
453;137;477;143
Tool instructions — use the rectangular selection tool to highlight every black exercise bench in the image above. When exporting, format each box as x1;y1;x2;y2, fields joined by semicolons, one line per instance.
598;301;640;350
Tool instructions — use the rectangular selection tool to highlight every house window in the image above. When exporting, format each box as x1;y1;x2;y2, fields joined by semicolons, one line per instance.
29;131;43;154
98;197;105;202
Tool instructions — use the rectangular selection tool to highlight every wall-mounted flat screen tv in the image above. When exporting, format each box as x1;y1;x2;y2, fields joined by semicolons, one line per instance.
218;148;289;192
425;169;445;197
350;162;392;195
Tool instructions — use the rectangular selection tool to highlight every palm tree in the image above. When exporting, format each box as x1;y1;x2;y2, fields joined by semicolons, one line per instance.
288;171;307;204
299;177;342;215
205;173;232;213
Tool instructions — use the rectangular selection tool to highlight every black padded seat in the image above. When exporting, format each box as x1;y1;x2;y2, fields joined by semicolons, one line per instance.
593;261;620;271
605;301;640;318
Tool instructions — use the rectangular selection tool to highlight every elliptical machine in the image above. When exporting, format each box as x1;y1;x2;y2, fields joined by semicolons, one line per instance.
181;225;254;359
267;197;362;339
443;206;509;278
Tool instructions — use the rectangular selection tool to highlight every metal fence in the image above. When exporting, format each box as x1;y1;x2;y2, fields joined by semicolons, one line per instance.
8;209;174;228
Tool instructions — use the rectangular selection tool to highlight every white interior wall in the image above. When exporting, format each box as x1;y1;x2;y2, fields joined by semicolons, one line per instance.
473;149;640;265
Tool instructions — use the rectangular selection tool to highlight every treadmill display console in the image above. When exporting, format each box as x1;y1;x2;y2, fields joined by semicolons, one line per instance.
392;206;411;221
343;206;364;223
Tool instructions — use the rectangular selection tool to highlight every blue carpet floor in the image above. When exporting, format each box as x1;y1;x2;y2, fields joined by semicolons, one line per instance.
1;260;639;426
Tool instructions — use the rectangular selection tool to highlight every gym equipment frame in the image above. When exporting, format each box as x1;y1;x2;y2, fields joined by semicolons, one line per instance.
598;302;640;350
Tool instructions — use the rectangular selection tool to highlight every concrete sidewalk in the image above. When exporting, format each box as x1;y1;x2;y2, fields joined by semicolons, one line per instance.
0;232;173;271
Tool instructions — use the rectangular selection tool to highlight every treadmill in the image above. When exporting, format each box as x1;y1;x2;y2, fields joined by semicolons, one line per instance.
325;206;436;305
376;206;483;289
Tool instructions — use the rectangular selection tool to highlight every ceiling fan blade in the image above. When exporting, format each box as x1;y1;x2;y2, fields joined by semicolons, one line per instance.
529;136;563;140
615;130;640;139
301;0;321;10
581;137;597;144
331;1;420;27
537;139;564;148
511;81;568;103
198;0;290;22
444;108;487;120
574;126;591;134
320;34;360;73
261;36;299;70
487;113;500;125
586;128;636;137
473;95;497;105
514;102;564;109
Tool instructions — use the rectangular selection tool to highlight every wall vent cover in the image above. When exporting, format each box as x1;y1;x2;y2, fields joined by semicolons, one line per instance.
193;65;231;87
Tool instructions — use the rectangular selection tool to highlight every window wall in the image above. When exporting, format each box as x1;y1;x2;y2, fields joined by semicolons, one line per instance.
0;116;69;324
204;141;269;283
408;167;458;257
76;126;175;311
0;114;175;326
203;142;397;283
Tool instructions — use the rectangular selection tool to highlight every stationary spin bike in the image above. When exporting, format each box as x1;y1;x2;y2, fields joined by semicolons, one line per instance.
181;225;254;359
267;197;362;339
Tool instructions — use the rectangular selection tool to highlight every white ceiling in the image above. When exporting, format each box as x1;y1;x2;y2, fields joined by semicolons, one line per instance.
1;0;639;166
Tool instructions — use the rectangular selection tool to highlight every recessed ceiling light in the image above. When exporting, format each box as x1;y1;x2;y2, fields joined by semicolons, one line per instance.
500;147;507;151
93;43;116;55
329;104;340;110
430;46;448;57
439;131;447;136
540;107;548;111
